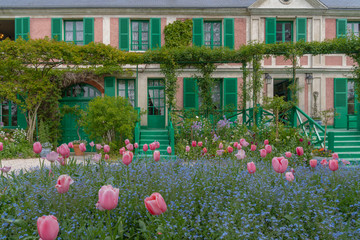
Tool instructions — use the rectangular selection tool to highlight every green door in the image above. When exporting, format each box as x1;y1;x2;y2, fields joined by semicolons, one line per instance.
60;84;101;148
334;78;348;128
147;79;165;128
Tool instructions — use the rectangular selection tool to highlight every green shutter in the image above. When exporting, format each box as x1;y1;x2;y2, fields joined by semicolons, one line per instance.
224;78;237;120
265;18;276;44
16;95;27;129
183;78;198;109
150;18;161;49
193;18;203;47
336;19;347;38
83;18;94;45
51;18;62;41
104;76;116;97
334;78;347;128
15;17;30;40
119;18;130;51
224;18;234;49
296;18;307;42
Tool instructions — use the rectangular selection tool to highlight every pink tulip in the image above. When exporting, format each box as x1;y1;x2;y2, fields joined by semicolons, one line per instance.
89;141;95;147
57;157;65;166
185;146;190;152
104;154;110;160
320;159;328;166
58;144;70;158
219;142;223;149
55;175;74;194
103;145;110;153
33;142;42;154
240;139;249;147
192;141;197;147
296;147;304;156
79;143;86;152
126;143;134;151
285;152;292;158
198;141;203;147
329;160;338;171
202;147;207;154
122;151;133;166
272;157;288;173
227;146;233;153
216;150;224;156
144;192;167;215
92;153;102;163
285;172;294;182
153;150;160;162
96;185;119;211
46;151;59;163
68;142;74;148
0;166;11;173
235;149;246;159
154;141;160;149
260;149;267;158
96;144;102;150
150;143;156;151
119;147;125;155
125;139;130;145
237;144;242;150
341;159;350;165
309;159;317;168
0;142;3;151
134;143;139;149
233;142;238;148
167;146;172;154
265;144;272;154
143;144;148;152
37;215;59;240
332;153;339;160
250;144;257;151
247;162;256;174
264;139;269;145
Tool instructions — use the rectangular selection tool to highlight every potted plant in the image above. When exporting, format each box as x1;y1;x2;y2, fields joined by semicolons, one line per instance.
61;105;87;156
38;120;52;158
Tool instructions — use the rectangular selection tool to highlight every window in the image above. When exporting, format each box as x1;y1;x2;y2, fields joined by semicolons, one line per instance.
198;79;222;109
348;80;356;115
131;20;149;51
276;21;293;43
347;22;360;37
64;20;84;45
62;84;101;98
0;100;17;127
204;21;222;48
118;80;136;107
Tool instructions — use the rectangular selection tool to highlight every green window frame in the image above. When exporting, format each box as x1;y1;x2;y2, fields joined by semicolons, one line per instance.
118;79;136;107
64;20;84;46
347;80;358;115
204;21;222;48
276;21;293;43
347;22;360;37
0;99;17;128
131;20;149;51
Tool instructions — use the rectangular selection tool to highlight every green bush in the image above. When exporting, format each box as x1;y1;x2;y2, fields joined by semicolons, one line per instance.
0;128;35;159
81;96;138;151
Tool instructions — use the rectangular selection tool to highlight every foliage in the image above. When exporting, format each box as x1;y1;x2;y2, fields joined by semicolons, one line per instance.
1;158;359;239
164;19;193;48
38;120;50;144
0;128;34;159
312;148;334;158
264;96;292;138
319;108;338;149
81;96;138;149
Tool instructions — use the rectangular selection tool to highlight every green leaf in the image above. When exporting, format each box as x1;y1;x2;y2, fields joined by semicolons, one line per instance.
138;220;147;233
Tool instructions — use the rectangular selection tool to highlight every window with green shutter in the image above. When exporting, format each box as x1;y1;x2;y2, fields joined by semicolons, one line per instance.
193;18;204;47
276;21;293;43
336;19;347;38
204;21;222;49
51;18;63;41
150;18;161;50
131;20;149;51
265;18;276;44
83;18;94;45
15;17;30;40
104;76;116;97
118;79;136;107
224;18;234;49
296;18;307;42
119;18;130;51
347;22;360;37
0;99;18;128
64;20;84;45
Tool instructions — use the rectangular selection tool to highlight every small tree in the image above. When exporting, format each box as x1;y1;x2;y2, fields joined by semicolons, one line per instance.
320;108;338;149
264;96;292;138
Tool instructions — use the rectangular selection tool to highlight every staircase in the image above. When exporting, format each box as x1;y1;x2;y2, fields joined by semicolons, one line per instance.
328;130;360;163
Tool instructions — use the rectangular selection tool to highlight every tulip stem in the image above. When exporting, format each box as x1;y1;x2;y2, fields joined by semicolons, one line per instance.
107;210;113;240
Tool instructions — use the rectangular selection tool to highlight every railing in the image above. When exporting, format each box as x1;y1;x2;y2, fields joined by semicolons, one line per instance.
134;107;140;156
168;107;175;155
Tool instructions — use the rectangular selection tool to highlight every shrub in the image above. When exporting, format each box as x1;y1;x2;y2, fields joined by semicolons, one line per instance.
0;128;34;159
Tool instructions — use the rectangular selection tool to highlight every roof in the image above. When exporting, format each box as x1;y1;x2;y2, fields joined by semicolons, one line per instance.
0;0;359;9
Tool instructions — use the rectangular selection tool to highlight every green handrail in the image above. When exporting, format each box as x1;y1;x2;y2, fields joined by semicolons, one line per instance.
168;107;175;155
134;107;140;156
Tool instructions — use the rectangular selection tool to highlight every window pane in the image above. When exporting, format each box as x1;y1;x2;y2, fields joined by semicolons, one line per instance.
214;32;220;42
276;32;283;42
132;32;139;41
76;32;83;41
347;23;353;36
65;22;73;31
132;22;138;31
128;80;135;90
213;23;221;32
348;104;355;115
132;44;138;50
205;32;211;42
276;23;282;32
142;22;149;31
160;90;164;98
119;90;126;97
12;115;17;126
204;23;211;32
142;32;148;41
128;90;134;99
65;32;73;41
2;116;9;126
118;80;126;89
142;44;148;51
154;90;159;98
84;86;89;97
2;102;9;115
76;21;83;31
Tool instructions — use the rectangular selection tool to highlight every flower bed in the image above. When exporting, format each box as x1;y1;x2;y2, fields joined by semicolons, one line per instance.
0;158;359;239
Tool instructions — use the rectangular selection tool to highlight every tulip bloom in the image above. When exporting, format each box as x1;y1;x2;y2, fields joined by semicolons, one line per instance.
219;142;223;149
104;154;110;160
143;144;148;152
55;175;74;194
265;144;272;154
134;143;139;149
285;172;295;182
122;151;133;166
57;157;65;166
68;142;74;148
192;141;197;147
285;152;292;158
126;144;134;151
150;143;156;151
155;141;160;149
332;153;339;160
329;160;339;171
33;142;42;154
125;139;130;145
296;147;304;156
185;146;190;152
103;145;110;153
37;215;59;240
58;144;70;158
89;141;95;147
309;159;317;168
46;151;59;163
96;144;102;150
79;143;86;152
250;144;257;151
272;157;288;173
320;159;328;166
96;185;119;211
119;147;125;155
342;159;350;165
153;150;160;162
167;146;172;154
227;146;234;153
198;141;203;147
235;149;246;160
233;142;238;148
0;166;11;173
202;147;207;154
264;139;269;145
237;144;242;150
259;149;267;158
0;142;3;151
144;192;167;215
240;139;249;147
92;153;102;163
247;162;256;174
216;150;224;156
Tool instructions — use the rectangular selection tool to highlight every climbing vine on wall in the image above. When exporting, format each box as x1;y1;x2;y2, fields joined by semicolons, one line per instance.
164;19;193;48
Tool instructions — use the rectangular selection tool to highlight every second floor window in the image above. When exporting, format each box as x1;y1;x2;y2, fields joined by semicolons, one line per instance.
204;21;222;48
347;22;360;37
276;21;293;43
65;20;84;46
131;20;149;51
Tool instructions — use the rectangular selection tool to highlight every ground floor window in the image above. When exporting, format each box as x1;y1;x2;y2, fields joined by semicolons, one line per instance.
347;80;357;115
0;99;17;127
273;79;290;101
118;79;136;107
